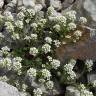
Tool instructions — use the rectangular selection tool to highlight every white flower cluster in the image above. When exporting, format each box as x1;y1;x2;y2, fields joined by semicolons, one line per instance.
79;84;93;96
53;40;61;47
26;9;35;17
65;10;76;22
0;75;9;82
12;57;22;72
5;22;14;32
0;58;12;70
29;47;38;56
47;6;56;16
17;12;25;20
79;17;87;24
12;33;20;40
50;59;60;69
24;36;31;41
47;56;53;62
33;88;42;96
74;30;82;40
68;22;76;31
42;44;51;53
41;69;51;80
85;60;93;72
22;84;28;92
27;68;37;78
46;80;54;89
31;34;38;40
45;37;52;44
31;23;38;30
63;62;76;81
15;20;23;29
1;46;10;55
53;24;61;32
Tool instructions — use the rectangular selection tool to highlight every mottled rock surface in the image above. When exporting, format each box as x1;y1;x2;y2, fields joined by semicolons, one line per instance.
0;81;20;96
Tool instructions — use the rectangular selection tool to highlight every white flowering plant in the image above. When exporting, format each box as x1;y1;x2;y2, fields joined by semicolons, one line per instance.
0;1;94;96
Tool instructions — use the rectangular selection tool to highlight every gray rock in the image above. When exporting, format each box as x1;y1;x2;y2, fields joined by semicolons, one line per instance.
87;74;96;83
50;0;62;10
0;0;4;9
0;81;20;96
65;86;80;96
23;0;35;8
84;0;96;22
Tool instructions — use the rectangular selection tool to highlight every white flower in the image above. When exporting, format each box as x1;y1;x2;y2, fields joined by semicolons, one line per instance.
5;22;14;32
53;40;61;47
33;88;42;96
17;12;25;20
79;17;87;24
29;47;38;56
1;46;10;52
24;36;31;41
12;33;20;40
42;69;51;79
74;30;82;39
85;60;93;72
47;56;53;62
45;37;52;44
31;34;38;40
0;58;12;70
26;9;35;17
55;16;66;25
22;84;28;92
46;81;54;89
1;46;10;55
53;24;60;32
13;57;22;62
15;20;23;29
81;89;93;96
80;85;93;96
47;6;56;16
65;10;76;21
51;59;60;69
31;23;38;30
42;44;51;53
0;76;9;82
19;6;26;13
12;61;22;71
68;22;76;30
64;63;76;81
4;11;14;21
27;68;37;78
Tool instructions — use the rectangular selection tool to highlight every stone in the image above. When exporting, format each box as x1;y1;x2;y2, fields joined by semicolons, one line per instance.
23;0;35;8
65;86;80;96
50;0;62;10
0;81;20;96
87;74;96;83
0;0;4;9
84;0;96;22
